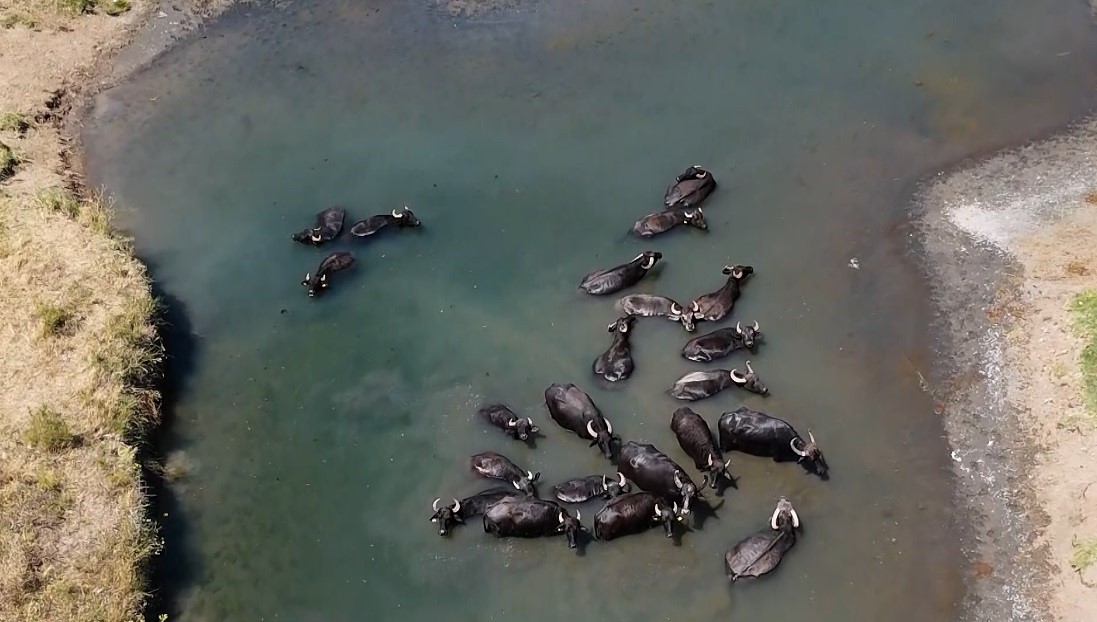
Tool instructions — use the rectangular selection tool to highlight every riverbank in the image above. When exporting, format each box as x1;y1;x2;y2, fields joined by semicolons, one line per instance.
917;117;1097;621
0;2;230;620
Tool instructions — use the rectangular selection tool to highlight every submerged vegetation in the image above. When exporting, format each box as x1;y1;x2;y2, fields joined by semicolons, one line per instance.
1071;290;1097;417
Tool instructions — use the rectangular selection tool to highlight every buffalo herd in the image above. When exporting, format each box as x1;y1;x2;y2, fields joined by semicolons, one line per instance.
293;165;826;585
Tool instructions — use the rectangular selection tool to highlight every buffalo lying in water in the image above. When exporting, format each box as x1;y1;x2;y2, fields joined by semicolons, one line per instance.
681;321;762;363
689;264;754;323
631;207;707;238
593;491;683;541
469;452;540;495
670;407;735;490
725;497;801;581
717;407;829;479
301;251;356;298
668;361;769;400
349;206;421;237
616;294;695;332
292;207;345;246
429;487;526;536
552;472;630;504
664;165;716;210
617;441;702;516
578;251;662;296
479;404;539;442
592;316;636;383
483;499;586;549
544;383;619;460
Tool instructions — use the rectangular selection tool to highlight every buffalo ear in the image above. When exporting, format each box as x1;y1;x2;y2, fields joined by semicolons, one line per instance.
533;472;541;482
588;439;598;447
530;426;539;433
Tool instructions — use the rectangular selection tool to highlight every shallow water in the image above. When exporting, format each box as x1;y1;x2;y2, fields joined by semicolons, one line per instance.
83;0;1097;619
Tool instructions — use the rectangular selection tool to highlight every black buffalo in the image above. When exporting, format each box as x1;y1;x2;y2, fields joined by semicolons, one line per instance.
664;165;717;210
349;206;421;237
552;472;630;504
428;487;525;536
631;207;707;238
469;452;540;494
291;207;345;246
717;407;829;479
479;404;539;441
670;407;735;490
301;251;356;298
681;321;762;363
578;251;662;296
668;362;769;400
689;264;754;323
544;383;619;460
617;441;702;516
593;491;683;541
725;497;801;581
483;499;586;549
592;316;636;383
616;294;695;332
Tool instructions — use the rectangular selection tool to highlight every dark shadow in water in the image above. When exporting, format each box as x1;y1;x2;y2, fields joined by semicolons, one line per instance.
690;497;724;530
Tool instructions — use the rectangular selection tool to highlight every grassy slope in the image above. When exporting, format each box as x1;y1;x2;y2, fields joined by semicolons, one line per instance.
0;2;163;621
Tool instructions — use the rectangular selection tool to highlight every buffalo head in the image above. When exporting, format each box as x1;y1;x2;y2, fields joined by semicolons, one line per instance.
429;497;463;536
653;501;685;538
505;416;539;441
300;271;328;298
586;418;619;460
603;472;631;498
512;470;541;495
607;315;636;335
721;264;754;280
672;470;701;515
769;496;801;532
669;302;696;332
391;206;421;227
702;454;735;490
557;508;586;549
730;360;768;395
735;321;762;350
790;430;828;479
639;251;663;270
682;208;707;231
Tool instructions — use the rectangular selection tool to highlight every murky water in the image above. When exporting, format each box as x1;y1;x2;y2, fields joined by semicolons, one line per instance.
83;0;1097;619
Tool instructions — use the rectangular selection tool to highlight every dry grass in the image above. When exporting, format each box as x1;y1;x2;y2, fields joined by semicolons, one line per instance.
0;0;131;30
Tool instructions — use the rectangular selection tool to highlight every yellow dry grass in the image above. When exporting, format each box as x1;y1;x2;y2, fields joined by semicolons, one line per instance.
1;3;162;622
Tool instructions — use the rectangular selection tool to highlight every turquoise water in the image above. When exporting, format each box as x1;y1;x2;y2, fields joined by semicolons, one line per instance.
83;0;1097;619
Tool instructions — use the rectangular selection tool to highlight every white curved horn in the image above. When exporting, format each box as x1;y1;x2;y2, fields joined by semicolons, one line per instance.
724;458;732;469
736;321;742;335
432;498;441;512
617;472;627;487
575;511;580;521
732;268;743;278
809;431;816;444
304;272;310;281
602;475;609;489
790;438;808;457
527;417;534;426
391;208;402;218
745;360;754;375
513;481;522;490
770;505;781;530
586;420;598;439
707;455;714;467
641;256;655;270
452;499;461;513
604;418;613;435
671;302;681;314
730;369;746;383
654;503;662;516
527;470;534;481
672;502;679;514
558;511;565;524
791;508;800;528
753;321;760;331
673;470;683;489
507;418;518;427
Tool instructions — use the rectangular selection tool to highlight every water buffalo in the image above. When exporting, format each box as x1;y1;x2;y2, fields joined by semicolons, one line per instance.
429;487;526;536
592;316;636;383
593;492;683;541
544;383;619;460
717;407;829;478
616;294;695;332
479;404;539;441
483;499;586;549
670;407;735;490
349;206;421;237
291;207;345;246
617;441;702;516
631;207;707;238
668;362;769;400
578;251;662;296
301;251;356;298
689;264;754;323
664;165;717;209
725;497;801;581
469;452;540;494
552;472;630;504
681;321;762;363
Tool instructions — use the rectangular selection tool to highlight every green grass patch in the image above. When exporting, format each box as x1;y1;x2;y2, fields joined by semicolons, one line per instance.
1071;290;1097;415
36;300;74;337
0;12;38;29
97;0;131;16
1071;537;1097;572
0;112;29;134
36;188;82;218
25;406;76;452
57;0;95;15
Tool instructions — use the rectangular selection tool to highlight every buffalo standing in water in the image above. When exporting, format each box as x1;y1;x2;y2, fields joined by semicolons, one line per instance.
593;491;683;541
725;497;801;581
469;452;540;495
616;441;703;516
668;361;769;400
544;383;619;460
670;407;735;490
301;251;356;298
428;487;526;536
593;316;637;382
664;165;717;209
349;206;421;237
717;407;829;479
631;207;707;238
616;294;696;332
578;251;662;296
681;321;762;363
552;472;630;504
479;404;539;442
483;499;586;550
291;206;345;246
689;264;754;323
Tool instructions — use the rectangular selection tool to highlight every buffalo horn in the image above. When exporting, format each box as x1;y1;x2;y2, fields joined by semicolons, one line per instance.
671;302;682;314
432;498;441;512
602;475;609;489
770;505;781;530
791;508;801;528
558;511;565;524
604;418;613;435
736;321;743;335
607;320;617;332
631;252;645;262
575;511;580;521
641;255;655;270
753;320;760;331
732;268;743;278
527;470;535;481
691;301;700;312
673;470;683;489
451;499;460;513
790;438;808;457
310;231;322;241
320;273;327;282
707;454;714;468
392;208;402;218
809;430;816;444
745;360;755;375
304;272;310;281
724;458;732;469
617;472;627;487
672;502;679;515
654;503;662;517
526;417;533;426
730;368;746;383
586;420;597;439
506;418;518;428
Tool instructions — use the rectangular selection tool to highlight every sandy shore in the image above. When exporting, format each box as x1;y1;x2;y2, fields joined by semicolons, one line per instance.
916;117;1097;621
